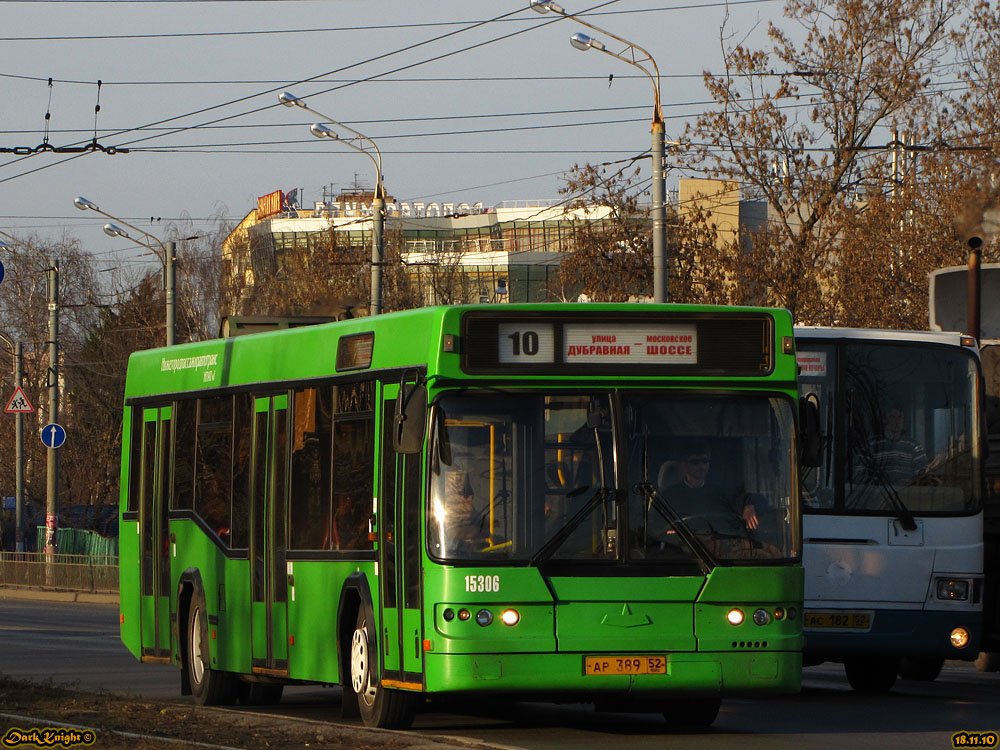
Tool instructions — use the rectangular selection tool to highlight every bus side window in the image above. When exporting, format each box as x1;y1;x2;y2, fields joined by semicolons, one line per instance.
194;395;234;545
230;393;253;549
172;400;195;510
289;387;333;551
331;380;375;552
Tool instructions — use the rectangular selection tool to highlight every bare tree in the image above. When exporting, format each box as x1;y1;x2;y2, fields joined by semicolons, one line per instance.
685;0;963;324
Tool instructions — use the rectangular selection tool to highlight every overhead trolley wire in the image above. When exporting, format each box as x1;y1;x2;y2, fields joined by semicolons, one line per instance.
0;2;588;184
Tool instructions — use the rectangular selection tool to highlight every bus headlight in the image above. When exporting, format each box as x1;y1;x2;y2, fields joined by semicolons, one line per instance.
936;579;969;601
950;627;970;648
501;609;520;626
475;609;494;627
727;608;745;626
753;608;771;626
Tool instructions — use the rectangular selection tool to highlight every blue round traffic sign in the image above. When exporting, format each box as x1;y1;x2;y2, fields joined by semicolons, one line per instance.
40;423;66;449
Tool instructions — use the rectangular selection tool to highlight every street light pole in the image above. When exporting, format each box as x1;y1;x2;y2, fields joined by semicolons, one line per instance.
281;92;387;315
530;0;668;302
73;197;176;346
45;259;59;577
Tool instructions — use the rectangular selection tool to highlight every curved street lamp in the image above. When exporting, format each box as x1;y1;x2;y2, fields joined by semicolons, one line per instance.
530;0;668;303
74;197;176;346
280;91;387;316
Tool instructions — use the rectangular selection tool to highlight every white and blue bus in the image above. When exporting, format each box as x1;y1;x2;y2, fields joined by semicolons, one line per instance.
795;327;984;692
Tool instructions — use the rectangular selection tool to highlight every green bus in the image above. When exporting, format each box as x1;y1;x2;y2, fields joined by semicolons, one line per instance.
119;304;807;729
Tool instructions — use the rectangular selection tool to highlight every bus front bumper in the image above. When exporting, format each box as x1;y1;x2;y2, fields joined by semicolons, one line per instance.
421;650;801;696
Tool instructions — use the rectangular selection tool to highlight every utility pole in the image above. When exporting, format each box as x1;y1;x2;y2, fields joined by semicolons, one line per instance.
165;241;176;347
371;192;385;316
45;259;58;580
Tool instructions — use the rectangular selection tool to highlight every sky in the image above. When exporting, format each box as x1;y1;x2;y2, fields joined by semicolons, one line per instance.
0;0;782;267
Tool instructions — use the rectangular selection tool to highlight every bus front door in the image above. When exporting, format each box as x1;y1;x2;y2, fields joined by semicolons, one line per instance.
139;406;172;661
378;386;425;688
250;395;289;675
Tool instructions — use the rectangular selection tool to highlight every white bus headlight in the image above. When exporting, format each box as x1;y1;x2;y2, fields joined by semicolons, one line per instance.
936;579;969;601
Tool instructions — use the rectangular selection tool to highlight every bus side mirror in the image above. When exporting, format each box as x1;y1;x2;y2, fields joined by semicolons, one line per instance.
799;395;823;468
394;380;427;454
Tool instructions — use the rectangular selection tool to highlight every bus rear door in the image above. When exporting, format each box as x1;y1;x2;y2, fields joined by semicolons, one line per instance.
139;405;171;661
250;394;289;675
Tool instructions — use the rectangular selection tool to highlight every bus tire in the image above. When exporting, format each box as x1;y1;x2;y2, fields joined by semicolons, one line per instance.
662;697;721;728
350;608;416;729
898;655;944;681
974;651;1000;672
237;681;284;705
187;591;236;706
844;656;899;693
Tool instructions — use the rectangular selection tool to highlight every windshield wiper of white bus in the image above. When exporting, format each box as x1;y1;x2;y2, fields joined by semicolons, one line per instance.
633;482;715;574
529;487;619;567
857;452;918;531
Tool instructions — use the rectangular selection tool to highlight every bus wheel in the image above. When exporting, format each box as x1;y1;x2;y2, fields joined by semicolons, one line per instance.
898;655;944;681
350;608;416;729
662;697;721;728
844;656;899;693
237;681;284;705
187;592;236;706
974;652;1000;672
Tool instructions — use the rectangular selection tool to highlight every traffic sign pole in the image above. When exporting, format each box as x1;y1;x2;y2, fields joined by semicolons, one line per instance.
14;342;24;553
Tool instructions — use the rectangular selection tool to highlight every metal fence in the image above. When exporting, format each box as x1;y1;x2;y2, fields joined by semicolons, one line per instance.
0;552;118;594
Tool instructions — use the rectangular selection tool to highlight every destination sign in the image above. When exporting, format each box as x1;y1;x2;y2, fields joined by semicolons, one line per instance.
563;324;697;365
498;323;696;365
463;311;773;376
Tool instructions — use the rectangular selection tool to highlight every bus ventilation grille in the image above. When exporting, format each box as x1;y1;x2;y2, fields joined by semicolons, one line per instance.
731;641;768;649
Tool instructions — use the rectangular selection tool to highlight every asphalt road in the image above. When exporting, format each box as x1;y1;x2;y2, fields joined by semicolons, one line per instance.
2;596;999;750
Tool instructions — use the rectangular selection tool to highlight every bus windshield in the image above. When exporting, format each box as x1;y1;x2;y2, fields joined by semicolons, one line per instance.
428;391;799;565
799;341;981;516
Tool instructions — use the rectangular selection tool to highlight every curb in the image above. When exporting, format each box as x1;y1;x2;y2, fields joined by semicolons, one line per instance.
0;587;118;605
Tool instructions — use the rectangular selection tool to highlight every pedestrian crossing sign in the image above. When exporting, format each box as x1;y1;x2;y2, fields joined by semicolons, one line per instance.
4;386;34;414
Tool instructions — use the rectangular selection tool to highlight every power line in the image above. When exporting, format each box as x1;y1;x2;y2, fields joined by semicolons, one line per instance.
0;2;567;184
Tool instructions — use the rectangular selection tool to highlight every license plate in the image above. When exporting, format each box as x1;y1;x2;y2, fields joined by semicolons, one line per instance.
584;655;667;675
804;611;872;630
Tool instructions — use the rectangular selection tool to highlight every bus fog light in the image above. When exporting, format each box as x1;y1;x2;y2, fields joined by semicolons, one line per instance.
501;609;520;626
950;627;970;648
936;579;969;601
753;608;770;626
727;608;745;626
457;609;471;621
773;607;786;620
476;609;494;626
443;608;455;621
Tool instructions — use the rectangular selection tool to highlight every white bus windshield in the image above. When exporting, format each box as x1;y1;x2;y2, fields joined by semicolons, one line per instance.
799;341;981;516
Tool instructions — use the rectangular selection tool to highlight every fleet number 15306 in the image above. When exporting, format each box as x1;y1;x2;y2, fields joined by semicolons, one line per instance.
464;575;500;593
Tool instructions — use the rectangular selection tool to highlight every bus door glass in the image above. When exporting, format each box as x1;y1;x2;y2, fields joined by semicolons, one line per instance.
796;344;838;510
379;384;425;682
251;394;289;671
139;405;171;659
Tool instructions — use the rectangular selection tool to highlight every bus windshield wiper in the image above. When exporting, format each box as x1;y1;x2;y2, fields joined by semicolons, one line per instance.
861;457;918;531
633;482;715;574
529;487;615;567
